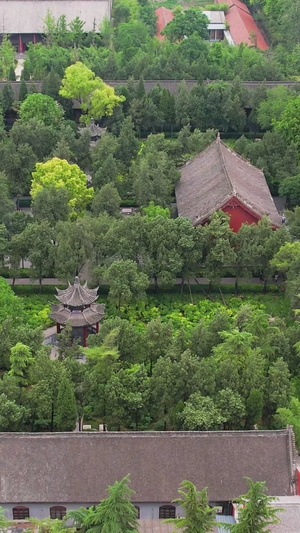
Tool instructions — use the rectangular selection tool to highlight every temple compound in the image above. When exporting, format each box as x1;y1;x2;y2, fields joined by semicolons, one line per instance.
0;0;111;52
50;277;105;347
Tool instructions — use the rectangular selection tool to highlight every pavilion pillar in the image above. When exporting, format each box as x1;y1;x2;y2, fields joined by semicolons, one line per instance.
83;327;87;347
96;322;99;334
18;34;23;53
56;323;61;334
33;34;36;45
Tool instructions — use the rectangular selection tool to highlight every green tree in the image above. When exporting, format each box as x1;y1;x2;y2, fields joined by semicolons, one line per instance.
216;388;246;430
180;393;223;430
19;93;64;128
104;259;149;315
54;219;93;280
0;506;10;531
15;221;54;289
92;184;121;217
0;36;15;80
225;477;281;532
1;82;14;112
8;65;16;81
164;481;217;533
31;158;94;219
8;342;34;386
279;174;300;207
59;62;125;124
0;393;28;431
162;9;209;41
18;79;28;102
274;95;300;149
116;116;139;168
245;389;264;429
55;373;77;431
32;186;71;225
0;173;13;223
68;475;138;533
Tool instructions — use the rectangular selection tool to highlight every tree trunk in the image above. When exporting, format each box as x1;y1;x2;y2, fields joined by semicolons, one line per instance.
188;279;193;304
235;277;239;295
181;278;184;294
263;278;268;294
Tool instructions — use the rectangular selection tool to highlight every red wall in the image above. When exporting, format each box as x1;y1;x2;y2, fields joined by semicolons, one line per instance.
221;197;259;232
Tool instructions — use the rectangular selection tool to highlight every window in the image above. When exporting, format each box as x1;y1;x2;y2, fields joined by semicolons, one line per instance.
159;505;176;519
13;507;30;520
50;506;67;520
134;506;140;519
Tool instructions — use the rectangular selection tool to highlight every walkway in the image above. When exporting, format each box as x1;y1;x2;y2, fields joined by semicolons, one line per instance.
7;277;267;286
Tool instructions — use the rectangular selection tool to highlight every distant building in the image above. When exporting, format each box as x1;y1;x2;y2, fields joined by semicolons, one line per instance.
215;0;268;50
0;0;111;52
49;276;105;347
155;7;174;40
0;428;298;523
155;7;227;42
176;135;281;232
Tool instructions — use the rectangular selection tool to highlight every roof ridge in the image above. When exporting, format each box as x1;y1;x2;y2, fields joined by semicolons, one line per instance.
230;1;250;15
217;136;234;194
179;133;219;170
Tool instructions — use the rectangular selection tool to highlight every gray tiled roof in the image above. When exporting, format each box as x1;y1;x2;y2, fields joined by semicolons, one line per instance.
0;429;296;504
176;136;281;228
50;303;105;326
55;277;98;307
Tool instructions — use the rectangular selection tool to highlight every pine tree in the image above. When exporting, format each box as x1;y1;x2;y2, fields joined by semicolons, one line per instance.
55;374;77;431
135;76;145;99
19;79;28;102
164;480;217;533
20;61;31;81
68;475;139;533
227;477;282;532
8;65;16;81
116;116;139;168
1;82;14;112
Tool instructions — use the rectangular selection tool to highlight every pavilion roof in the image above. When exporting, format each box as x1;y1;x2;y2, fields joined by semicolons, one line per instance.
55;277;99;307
50;303;105;327
175;135;281;227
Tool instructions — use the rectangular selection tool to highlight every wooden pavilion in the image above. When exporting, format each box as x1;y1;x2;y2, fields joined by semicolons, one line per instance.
49;277;105;347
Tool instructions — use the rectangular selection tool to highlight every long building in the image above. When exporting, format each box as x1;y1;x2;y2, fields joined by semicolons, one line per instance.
0;428;298;524
0;0;111;51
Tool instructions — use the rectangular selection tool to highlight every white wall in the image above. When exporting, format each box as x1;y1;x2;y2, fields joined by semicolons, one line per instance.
3;502;183;521
0;1;111;34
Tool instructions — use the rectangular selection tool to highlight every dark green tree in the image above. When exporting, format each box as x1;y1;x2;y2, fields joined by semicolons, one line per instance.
55;373;77;431
1;82;14;112
18;79;28;102
92;184;121;217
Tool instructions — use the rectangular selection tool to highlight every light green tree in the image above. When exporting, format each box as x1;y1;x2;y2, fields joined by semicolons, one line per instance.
68;475;138;533
59;62;125;123
8;342;34;386
224;477;282;532
164;481;217;533
0;507;10;532
0;36;15;80
31;158;94;218
19;93;64;128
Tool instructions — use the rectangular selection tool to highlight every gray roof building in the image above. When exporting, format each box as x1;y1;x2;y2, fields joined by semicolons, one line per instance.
176;136;281;230
0;428;297;505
